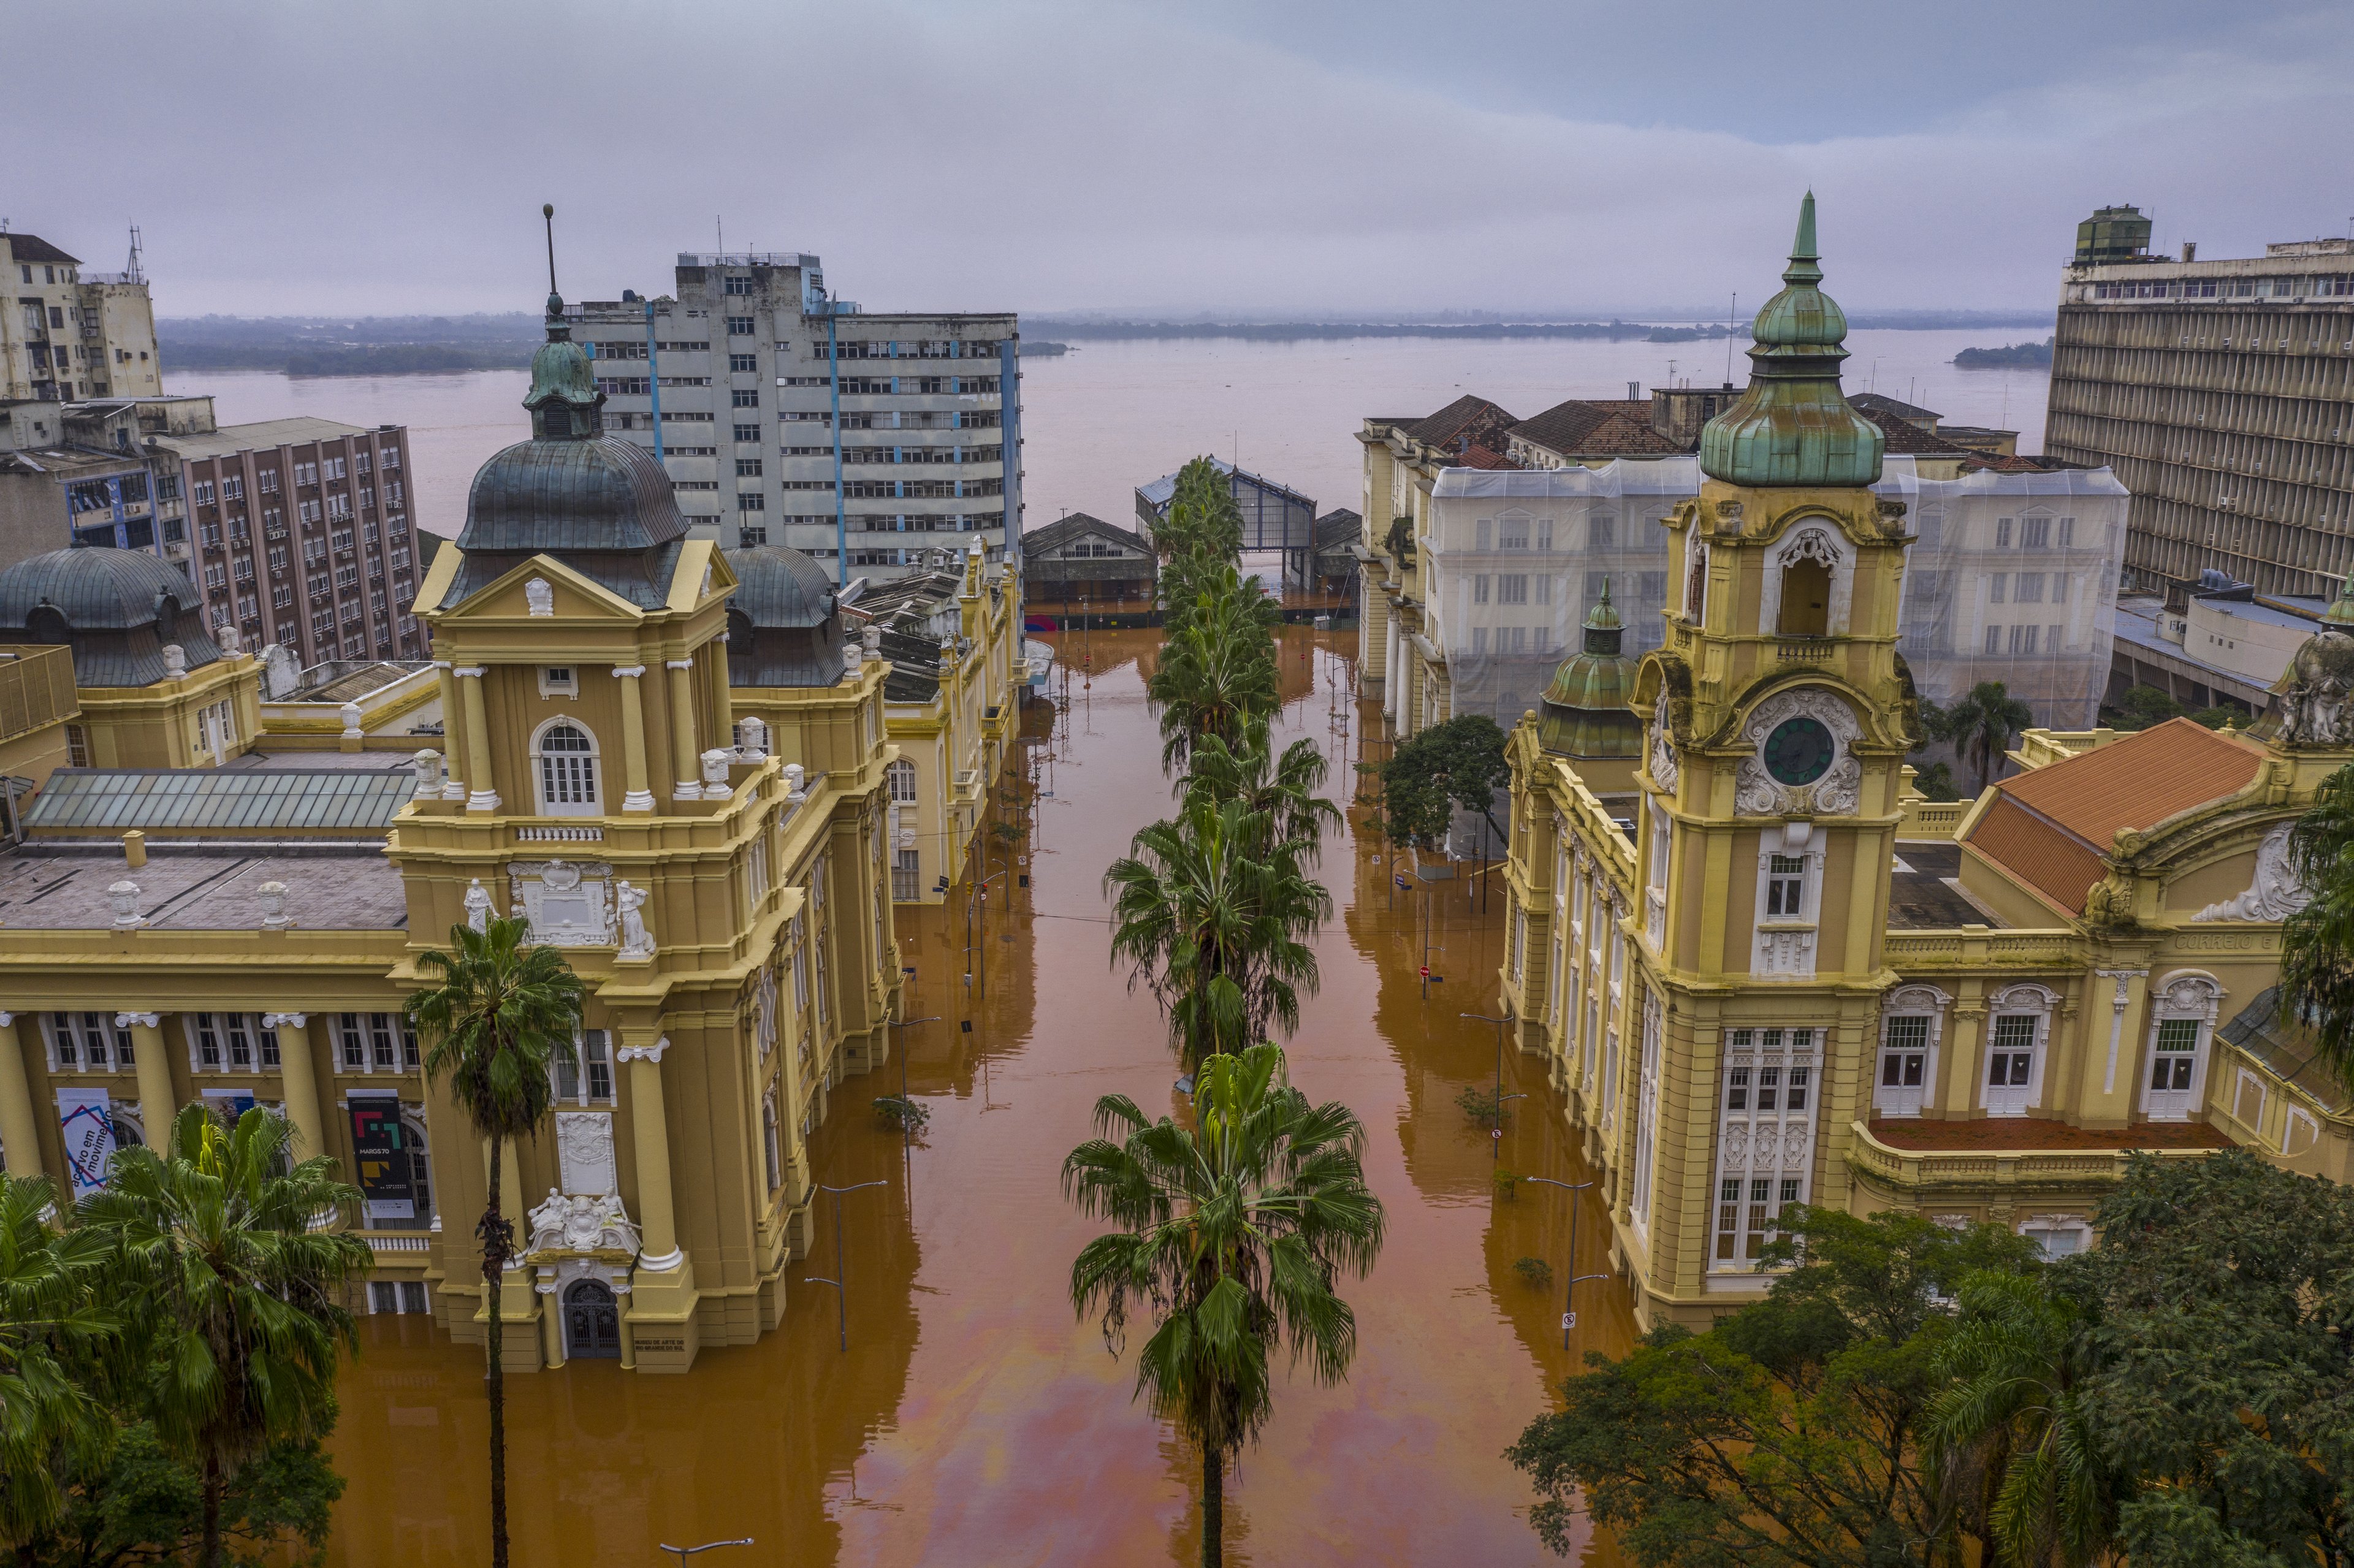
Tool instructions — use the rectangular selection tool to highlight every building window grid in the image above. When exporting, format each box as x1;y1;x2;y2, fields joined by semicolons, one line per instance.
336;1012;421;1073
187;1013;278;1073
553;1029;614;1105
1713;1026;1818;1266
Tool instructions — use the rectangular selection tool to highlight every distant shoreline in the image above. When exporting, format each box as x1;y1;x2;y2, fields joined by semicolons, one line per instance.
1027;316;2051;343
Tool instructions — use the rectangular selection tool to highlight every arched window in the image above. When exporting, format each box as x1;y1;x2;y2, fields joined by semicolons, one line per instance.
886;758;917;804
532;720;600;816
1780;558;1832;636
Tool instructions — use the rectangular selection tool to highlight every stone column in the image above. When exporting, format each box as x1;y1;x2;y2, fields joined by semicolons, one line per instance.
665;660;701;802
432;660;467;798
617;1033;698;1371
706;640;734;754
261;1013;324;1162
454;666;500;812
118;1012;177;1141
611;666;655;812
0;1014;46;1181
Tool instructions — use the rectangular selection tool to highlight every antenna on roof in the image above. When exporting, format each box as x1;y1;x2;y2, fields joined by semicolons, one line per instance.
124;224;143;284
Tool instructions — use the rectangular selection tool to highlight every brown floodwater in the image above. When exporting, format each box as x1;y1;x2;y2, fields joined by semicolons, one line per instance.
327;625;1635;1566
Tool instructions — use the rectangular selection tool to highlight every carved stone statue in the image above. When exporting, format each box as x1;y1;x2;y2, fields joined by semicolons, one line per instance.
525;577;555;617
615;880;654;959
464;877;493;933
261;641;300;699
411;748;446;799
527;1188;569;1254
2275;629;2354;748
592;1193;641;1253
2194;823;2314;923
1649;692;1680;794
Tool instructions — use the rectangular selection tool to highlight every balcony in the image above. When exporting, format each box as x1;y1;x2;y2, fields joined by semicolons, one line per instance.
1846;1117;2227;1200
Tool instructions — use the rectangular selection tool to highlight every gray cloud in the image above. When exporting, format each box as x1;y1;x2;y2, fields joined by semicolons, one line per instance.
4;0;2347;318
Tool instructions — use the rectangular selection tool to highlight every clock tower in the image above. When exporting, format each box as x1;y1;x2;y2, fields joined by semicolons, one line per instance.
1619;193;1919;1318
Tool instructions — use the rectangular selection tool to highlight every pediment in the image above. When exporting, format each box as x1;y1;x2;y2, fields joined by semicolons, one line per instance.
438;554;645;625
665;538;737;615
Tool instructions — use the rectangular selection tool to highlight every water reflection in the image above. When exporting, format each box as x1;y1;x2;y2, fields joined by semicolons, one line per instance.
328;625;1632;1565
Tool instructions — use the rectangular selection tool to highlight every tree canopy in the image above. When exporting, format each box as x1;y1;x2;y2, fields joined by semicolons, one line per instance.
1376;714;1510;850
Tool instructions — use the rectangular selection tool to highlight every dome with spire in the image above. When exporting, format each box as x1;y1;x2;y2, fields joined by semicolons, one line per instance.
722;544;845;687
1537;579;1642;759
1697;192;1886;489
449;226;689;611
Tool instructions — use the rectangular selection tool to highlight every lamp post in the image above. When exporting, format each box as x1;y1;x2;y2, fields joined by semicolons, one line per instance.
1524;1176;1612;1350
658;1542;753;1564
1462;1011;1521;1163
802;1179;888;1351
887;1014;939;1178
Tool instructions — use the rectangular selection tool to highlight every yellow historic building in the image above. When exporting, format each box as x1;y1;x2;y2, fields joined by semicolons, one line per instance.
0;292;924;1372
1499;198;2354;1330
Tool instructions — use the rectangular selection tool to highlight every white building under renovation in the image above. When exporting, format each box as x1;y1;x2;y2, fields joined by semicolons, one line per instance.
574;254;1019;584
1409;455;2129;734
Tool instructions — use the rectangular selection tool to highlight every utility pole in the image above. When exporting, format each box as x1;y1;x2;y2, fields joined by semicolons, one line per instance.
1524;1177;1610;1349
802;1180;888;1351
1463;1010;1520;1163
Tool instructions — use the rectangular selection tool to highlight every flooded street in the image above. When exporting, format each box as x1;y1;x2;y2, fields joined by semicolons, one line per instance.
327;625;1635;1566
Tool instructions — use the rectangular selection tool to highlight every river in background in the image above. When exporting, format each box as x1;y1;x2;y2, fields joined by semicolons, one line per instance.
327;628;1635;1566
188;329;2050;544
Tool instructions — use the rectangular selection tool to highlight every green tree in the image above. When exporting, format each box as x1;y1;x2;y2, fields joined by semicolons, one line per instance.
1065;1044;1384;1566
1178;720;1341;859
1106;796;1330;1068
2101;685;2184;732
1149;568;1282;768
31;1419;343;1568
1911;761;1961;802
1507;1206;2039;1566
1927;1271;2114;1567
2281;764;2354;1086
1942;682;2035;794
0;1173;115;1556
1377;713;1510;850
405;915;586;1568
77;1106;369;1568
2074;1147;2354;1566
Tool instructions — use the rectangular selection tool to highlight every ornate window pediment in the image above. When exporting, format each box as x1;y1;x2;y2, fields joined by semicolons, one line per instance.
509;859;615;946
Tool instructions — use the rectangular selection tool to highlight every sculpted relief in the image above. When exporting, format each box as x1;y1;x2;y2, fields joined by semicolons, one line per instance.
1733;689;1864;818
2193;823;2315;923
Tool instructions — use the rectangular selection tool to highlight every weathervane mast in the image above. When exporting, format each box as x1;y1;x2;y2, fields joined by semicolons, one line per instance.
542;203;559;310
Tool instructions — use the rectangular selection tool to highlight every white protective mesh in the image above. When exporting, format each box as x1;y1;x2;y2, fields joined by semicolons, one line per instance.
1425;457;2129;732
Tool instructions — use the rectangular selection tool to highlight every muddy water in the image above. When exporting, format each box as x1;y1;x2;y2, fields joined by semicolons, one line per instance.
327;625;1634;1566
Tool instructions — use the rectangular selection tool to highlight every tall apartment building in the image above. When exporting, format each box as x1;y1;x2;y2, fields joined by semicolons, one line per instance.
148;417;424;663
1;231;162;403
2044;206;2354;599
575;253;1019;583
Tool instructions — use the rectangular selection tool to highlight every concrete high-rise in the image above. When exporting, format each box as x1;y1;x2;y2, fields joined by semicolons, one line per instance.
0;230;161;403
575;254;1019;584
2044;206;2354;599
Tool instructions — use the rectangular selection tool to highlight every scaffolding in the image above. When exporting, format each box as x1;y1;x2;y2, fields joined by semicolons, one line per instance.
1424;457;2130;733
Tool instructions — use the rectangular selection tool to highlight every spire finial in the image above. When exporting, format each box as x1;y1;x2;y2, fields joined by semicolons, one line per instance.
1784;191;1823;285
542;204;562;322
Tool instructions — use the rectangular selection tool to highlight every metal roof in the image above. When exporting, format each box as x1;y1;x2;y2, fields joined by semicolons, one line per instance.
23;768;413;834
147;417;376;462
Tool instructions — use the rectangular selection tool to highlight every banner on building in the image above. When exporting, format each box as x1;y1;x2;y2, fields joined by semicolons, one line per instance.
56;1089;118;1198
347;1095;416;1222
202;1088;257;1122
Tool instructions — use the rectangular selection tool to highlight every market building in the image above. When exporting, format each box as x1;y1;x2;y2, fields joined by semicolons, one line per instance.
1496;197;2350;1330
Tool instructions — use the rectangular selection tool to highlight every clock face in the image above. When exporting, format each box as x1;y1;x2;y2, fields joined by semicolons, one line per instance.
1762;716;1835;786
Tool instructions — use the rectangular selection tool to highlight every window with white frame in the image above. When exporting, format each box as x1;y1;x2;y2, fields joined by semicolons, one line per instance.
538;666;577;700
186;1013;278;1072
2142;972;2222;1121
1712;1025;1819;1266
747;831;771;909
762;1089;783;1192
753;964;780;1059
1875;986;1950;1119
1753;834;1824;978
1645;804;1670;948
45;1012;134;1073
1982;984;2059;1117
552;1029;614;1105
335;1012;421;1073
531;720;600;816
1629;990;1665;1232
893;848;920;902
2019;1216;2089;1259
809;858;832;1027
886;758;918;803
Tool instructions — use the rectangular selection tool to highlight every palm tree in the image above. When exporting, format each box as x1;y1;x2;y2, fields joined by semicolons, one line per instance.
406;915;585;1568
79;1105;370;1568
1149;574;1282;769
1107;797;1331;1068
1945;681;2036;794
0;1172;115;1556
1065;1044;1384;1566
1179;720;1341;861
2282;764;2354;1086
1927;1270;2114;1566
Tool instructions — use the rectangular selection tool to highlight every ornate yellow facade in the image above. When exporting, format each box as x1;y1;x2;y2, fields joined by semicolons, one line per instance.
0;299;924;1373
1500;200;2354;1329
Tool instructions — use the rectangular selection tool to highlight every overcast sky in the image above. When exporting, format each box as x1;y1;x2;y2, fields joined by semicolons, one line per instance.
7;0;2350;320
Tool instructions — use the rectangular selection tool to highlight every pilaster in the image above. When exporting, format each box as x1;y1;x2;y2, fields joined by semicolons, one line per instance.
618;1032;699;1371
0;1014;45;1182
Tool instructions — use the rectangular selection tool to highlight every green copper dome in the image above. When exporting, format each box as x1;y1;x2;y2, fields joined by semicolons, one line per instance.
525;289;602;441
1697;192;1884;489
1537;580;1642;758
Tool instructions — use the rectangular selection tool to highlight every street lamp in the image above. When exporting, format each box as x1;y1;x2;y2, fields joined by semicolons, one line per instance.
658;1542;753;1564
802;1179;889;1351
1524;1176;1612;1350
1462;1011;1522;1163
887;1014;939;1159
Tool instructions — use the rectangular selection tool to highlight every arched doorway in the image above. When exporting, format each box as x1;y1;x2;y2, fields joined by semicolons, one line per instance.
563;1279;621;1359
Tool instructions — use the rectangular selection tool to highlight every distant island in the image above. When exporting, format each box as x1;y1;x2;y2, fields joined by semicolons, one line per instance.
1953;336;2054;370
1018;341;1070;356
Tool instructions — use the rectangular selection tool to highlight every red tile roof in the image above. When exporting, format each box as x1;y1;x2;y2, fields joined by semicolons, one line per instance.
1964;718;2267;914
1511;398;1683;457
1858;406;1971;456
1402;395;1517;452
1451;443;1516;471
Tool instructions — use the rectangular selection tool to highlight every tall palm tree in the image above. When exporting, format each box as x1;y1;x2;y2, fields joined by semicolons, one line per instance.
1065;1044;1384;1566
79;1105;370;1568
1927;1270;2114;1566
406;915;585;1568
1149;575;1282;769
2281;764;2354;1086
1107;797;1330;1068
0;1172;115;1556
1946;681;2036;793
1179;720;1341;861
